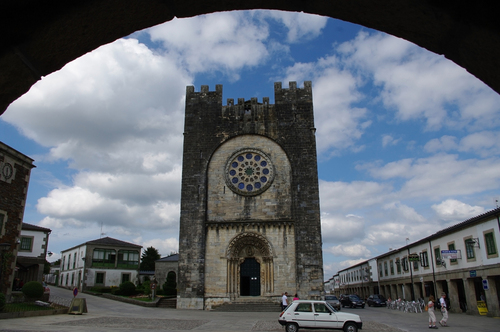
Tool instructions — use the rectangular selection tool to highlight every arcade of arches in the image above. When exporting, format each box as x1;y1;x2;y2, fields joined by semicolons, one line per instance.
1;1;500;115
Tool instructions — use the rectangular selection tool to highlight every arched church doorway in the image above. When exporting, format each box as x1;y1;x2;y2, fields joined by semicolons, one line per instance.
240;258;260;296
226;232;275;299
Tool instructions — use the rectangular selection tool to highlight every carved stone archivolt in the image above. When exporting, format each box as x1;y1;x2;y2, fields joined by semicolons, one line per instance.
226;232;273;259
226;232;274;298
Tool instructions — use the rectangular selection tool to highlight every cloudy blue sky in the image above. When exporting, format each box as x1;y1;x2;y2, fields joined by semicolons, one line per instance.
1;10;500;279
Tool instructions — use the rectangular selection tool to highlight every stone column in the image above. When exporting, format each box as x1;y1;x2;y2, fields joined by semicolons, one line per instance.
485;277;500;317
391;284;398;299
414;283;422;299
404;283;412;301
435;280;444;298
463;278;478;315
447;279;460;313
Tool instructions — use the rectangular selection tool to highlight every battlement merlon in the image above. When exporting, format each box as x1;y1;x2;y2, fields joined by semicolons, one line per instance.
186;81;312;106
274;81;312;104
185;84;224;110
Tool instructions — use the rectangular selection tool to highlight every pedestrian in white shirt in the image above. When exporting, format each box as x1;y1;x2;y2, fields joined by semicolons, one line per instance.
282;292;288;311
439;293;448;327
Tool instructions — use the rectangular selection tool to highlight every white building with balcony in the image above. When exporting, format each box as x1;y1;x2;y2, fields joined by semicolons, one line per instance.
59;237;142;290
330;207;500;317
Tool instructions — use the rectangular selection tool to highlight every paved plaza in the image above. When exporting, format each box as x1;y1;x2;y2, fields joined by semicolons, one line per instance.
1;287;498;332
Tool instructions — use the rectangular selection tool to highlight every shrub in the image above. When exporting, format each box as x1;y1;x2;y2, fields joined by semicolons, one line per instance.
163;272;177;296
142;280;151;296
0;293;5;311
119;281;136;296
111;287;122;295
90;286;112;293
22;281;44;299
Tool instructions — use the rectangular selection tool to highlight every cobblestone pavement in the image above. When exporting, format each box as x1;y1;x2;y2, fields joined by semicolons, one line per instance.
252;320;403;331
1;318;402;332
1;287;498;332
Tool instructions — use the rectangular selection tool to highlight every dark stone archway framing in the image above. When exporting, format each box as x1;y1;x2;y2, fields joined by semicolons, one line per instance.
226;232;274;298
1;1;499;116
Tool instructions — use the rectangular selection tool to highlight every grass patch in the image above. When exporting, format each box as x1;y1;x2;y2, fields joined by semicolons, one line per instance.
130;297;154;302
3;303;56;313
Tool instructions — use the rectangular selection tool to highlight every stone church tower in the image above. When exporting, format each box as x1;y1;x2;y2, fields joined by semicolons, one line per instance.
177;82;323;309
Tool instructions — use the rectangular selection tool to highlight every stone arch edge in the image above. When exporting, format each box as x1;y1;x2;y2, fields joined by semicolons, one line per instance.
1;2;500;115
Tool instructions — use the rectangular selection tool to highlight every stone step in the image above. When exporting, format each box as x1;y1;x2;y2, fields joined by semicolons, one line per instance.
156;297;176;308
212;302;282;312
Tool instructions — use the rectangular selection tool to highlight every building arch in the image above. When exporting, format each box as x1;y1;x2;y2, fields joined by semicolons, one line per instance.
226;232;274;298
1;2;499;115
226;231;274;259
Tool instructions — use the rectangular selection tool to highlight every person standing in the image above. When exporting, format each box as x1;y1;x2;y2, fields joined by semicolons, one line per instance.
439;293;448;327
282;292;288;311
427;295;438;329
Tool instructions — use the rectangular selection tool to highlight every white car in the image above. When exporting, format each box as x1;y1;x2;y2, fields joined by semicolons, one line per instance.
278;300;362;332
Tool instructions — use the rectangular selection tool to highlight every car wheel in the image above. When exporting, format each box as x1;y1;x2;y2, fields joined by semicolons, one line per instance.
361;305;365;309
344;322;358;332
285;323;299;332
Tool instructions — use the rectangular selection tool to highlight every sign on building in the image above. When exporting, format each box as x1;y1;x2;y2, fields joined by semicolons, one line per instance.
408;253;420;262
440;250;461;259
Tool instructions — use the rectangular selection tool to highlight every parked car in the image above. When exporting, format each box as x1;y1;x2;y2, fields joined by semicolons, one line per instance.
279;300;362;332
367;294;386;307
340;295;365;308
325;295;341;311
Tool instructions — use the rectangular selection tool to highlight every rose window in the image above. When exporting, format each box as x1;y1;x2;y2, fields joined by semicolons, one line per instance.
225;149;274;196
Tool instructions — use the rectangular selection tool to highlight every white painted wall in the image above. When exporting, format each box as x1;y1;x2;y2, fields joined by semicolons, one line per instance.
18;229;46;258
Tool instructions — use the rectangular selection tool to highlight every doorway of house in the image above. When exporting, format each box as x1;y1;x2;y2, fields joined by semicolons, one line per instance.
240;258;260;296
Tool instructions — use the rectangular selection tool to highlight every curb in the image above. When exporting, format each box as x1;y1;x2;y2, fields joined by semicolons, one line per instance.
0;308;68;320
100;293;160;307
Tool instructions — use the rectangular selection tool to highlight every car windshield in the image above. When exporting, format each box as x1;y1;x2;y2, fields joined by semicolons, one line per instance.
325;302;337;312
377;295;386;301
350;295;361;300
325;296;338;301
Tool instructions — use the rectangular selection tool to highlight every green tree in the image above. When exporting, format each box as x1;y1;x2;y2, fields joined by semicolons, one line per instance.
140;246;160;271
163;271;177;296
44;260;51;274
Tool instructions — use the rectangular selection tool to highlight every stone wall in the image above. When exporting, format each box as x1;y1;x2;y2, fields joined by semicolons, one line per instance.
207;135;291;222
0;142;35;297
178;82;323;309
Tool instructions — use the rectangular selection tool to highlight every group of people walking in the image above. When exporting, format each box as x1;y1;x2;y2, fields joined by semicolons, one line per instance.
427;293;449;328
281;292;299;310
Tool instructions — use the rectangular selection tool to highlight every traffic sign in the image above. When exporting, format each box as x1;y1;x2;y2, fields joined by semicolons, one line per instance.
482;279;489;290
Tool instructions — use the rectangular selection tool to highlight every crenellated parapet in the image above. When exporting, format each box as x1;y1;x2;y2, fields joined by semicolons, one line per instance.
274;81;312;104
184;82;314;138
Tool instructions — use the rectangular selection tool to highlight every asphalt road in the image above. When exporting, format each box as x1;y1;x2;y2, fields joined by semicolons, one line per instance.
1;287;499;332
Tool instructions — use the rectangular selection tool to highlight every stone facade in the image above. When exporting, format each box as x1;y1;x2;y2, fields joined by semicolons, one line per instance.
178;82;324;309
0;142;35;297
155;253;179;286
